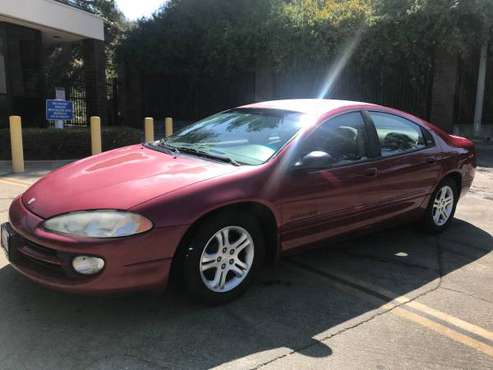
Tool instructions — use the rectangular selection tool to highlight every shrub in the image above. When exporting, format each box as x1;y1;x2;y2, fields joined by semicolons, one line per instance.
0;127;143;160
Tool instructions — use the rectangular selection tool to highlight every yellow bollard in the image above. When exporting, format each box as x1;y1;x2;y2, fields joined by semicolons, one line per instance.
145;117;154;143
90;116;102;155
9;116;24;173
165;117;173;138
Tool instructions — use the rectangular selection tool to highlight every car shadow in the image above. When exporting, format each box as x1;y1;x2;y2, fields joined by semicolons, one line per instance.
0;218;490;369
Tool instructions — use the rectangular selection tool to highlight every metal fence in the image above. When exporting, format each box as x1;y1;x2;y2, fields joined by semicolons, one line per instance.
107;78;119;126
57;79;119;128
66;87;87;127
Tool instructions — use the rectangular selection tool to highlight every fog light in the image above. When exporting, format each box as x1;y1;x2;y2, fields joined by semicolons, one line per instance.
72;256;105;275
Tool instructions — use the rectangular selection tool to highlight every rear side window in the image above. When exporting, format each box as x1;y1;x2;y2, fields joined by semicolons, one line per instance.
422;127;435;147
369;112;426;157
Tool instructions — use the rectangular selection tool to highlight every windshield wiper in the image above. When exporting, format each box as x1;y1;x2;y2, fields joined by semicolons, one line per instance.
144;140;180;156
174;146;241;166
158;139;181;154
145;139;181;155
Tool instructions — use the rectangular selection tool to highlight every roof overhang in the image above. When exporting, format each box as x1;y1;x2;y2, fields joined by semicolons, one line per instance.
0;0;104;43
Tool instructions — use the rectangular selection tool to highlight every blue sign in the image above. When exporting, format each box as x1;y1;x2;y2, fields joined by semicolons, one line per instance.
46;99;74;120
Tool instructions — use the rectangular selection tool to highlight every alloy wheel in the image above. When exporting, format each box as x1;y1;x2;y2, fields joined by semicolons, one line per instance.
199;226;254;293
432;185;454;226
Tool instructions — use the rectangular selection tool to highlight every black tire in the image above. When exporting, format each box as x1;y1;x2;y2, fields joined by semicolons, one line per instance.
422;177;459;234
182;212;265;305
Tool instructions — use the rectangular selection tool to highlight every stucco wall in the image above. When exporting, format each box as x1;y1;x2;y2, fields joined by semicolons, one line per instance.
0;0;104;41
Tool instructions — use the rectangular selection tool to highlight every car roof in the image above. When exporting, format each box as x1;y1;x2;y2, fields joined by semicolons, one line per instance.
240;99;377;117
239;99;448;138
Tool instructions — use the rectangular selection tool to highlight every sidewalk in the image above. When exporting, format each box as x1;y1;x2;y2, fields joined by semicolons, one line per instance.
0;160;73;183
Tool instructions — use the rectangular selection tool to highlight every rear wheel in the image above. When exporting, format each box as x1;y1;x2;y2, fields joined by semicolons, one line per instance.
182;212;264;304
423;178;458;233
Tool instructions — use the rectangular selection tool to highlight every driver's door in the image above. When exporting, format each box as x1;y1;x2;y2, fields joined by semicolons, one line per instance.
279;111;380;251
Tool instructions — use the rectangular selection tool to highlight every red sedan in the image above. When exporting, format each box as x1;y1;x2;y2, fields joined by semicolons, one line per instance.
1;99;476;304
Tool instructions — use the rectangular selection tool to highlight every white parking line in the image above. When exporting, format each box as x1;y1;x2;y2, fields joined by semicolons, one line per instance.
0;178;31;188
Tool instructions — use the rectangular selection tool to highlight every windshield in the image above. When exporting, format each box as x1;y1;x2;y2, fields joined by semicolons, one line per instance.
163;108;308;165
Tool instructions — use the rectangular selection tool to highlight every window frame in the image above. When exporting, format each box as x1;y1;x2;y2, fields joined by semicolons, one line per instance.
295;110;377;170
363;110;435;160
420;126;436;147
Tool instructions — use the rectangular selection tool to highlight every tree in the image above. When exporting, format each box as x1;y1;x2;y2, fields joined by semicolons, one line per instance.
117;0;373;75
116;0;491;122
45;0;127;93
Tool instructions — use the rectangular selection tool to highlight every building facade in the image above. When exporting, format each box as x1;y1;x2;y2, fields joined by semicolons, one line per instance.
0;0;105;127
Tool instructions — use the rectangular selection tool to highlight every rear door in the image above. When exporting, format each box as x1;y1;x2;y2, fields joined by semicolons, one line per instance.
362;111;442;218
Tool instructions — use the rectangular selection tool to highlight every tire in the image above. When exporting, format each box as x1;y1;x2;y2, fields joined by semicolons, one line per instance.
422;177;459;234
182;212;265;305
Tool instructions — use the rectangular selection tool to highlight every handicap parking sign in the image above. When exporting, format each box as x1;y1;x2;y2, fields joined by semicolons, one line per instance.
46;99;74;121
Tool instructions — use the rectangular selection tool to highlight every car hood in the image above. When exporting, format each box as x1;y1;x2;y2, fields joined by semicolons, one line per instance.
22;145;239;219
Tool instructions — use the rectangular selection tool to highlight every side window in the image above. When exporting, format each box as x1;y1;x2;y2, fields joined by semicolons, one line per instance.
422;127;435;147
302;112;369;166
369;112;426;157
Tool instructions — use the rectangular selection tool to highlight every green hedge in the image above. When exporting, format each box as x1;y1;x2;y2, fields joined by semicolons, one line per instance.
0;127;143;160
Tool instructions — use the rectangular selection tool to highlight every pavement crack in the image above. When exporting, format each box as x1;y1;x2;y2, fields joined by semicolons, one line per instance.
255;235;446;369
342;250;438;274
77;354;168;370
253;270;442;370
440;286;493;305
439;234;492;253
252;301;399;369
435;234;444;288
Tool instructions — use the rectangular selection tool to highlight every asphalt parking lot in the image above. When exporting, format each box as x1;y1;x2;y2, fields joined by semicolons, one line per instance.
0;149;492;370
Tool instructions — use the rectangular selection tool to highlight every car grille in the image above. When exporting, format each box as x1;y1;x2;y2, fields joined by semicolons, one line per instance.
10;234;88;281
16;241;68;278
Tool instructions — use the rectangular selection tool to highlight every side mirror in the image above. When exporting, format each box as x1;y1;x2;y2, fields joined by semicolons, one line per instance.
294;151;333;170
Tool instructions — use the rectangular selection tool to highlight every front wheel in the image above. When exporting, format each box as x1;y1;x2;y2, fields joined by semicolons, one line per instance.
422;178;458;233
182;213;265;304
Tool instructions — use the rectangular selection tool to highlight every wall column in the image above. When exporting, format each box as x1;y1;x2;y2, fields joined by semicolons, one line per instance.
430;48;458;133
82;39;107;124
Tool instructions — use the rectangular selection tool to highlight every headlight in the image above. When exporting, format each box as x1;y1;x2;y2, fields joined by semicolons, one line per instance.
42;210;153;238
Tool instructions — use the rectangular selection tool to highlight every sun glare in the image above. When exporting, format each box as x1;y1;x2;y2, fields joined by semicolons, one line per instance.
317;28;365;99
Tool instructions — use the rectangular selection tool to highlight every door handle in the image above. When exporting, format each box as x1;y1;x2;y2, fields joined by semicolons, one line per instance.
363;168;378;177
426;157;436;164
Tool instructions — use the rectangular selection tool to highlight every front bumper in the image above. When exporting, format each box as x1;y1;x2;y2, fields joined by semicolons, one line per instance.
6;196;188;295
